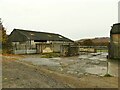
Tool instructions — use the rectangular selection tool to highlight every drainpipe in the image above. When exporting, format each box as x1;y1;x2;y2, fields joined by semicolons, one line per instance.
30;39;31;49
117;34;119;59
25;42;27;54
68;43;70;56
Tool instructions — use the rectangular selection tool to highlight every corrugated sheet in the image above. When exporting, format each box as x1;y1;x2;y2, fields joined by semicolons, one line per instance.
9;29;74;42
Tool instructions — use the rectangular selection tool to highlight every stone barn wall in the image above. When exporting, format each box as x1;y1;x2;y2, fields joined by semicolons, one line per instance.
60;45;79;57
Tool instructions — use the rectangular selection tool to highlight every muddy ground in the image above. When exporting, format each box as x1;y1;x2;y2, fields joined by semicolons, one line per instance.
2;53;118;88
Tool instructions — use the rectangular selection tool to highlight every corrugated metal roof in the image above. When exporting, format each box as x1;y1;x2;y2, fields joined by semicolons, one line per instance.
9;29;73;42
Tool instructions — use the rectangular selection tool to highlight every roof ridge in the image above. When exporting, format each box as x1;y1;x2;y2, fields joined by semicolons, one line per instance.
13;28;73;42
14;28;60;35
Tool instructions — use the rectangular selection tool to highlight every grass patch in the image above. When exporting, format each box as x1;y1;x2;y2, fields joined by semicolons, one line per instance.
41;52;60;58
96;50;108;53
104;73;112;77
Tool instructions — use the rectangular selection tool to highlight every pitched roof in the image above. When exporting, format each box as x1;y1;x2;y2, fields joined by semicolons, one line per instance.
9;29;73;42
110;23;120;34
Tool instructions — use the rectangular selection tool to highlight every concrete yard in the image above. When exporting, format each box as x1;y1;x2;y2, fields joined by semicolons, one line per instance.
2;53;119;88
21;53;118;77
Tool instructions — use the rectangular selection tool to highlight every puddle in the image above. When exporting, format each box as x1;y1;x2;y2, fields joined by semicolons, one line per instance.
86;66;107;75
21;54;118;77
50;58;61;60
78;55;92;59
85;61;118;77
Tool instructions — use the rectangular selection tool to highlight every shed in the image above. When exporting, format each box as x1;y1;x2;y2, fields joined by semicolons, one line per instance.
9;29;74;54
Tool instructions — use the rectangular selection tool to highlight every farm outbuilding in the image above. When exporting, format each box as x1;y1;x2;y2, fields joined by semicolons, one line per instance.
109;23;120;59
8;29;74;54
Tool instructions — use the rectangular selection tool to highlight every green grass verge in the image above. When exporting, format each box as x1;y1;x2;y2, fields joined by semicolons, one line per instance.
96;50;108;53
41;52;60;58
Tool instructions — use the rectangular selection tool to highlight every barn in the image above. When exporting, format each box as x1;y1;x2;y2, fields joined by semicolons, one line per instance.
8;29;74;54
109;23;120;59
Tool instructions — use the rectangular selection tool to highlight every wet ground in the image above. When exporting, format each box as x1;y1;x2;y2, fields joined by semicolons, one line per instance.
2;54;118;88
21;52;118;77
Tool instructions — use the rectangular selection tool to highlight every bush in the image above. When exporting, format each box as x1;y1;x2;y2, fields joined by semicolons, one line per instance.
104;73;112;77
2;40;12;54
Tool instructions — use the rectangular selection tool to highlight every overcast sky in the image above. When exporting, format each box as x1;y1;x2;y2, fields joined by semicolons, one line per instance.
0;0;119;40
